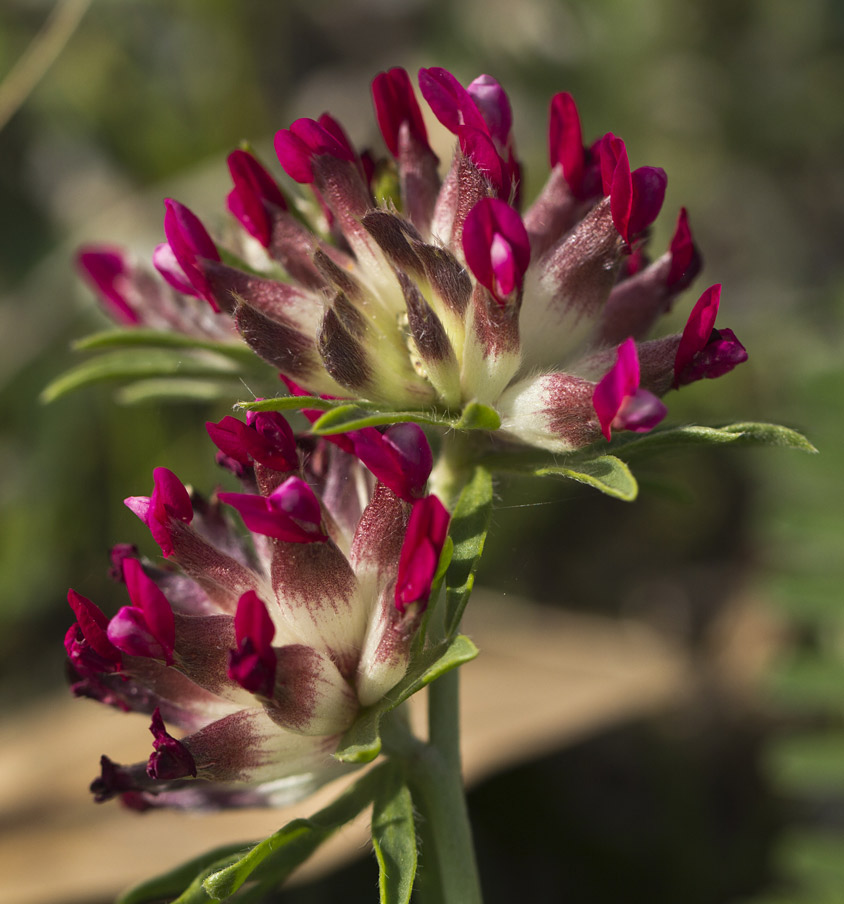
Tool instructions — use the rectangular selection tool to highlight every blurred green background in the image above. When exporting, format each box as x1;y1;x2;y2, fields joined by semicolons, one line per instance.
1;0;843;901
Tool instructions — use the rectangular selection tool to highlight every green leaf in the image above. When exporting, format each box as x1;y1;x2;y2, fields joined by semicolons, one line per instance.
237;395;340;413
116;843;251;904
534;454;639;501
310;405;451;435
41;349;241;403
612;422;817;459
372;763;417;904
202;766;386;900
335;635;479;764
444;467;493;636
116;378;244;405
73;328;258;363
454;402;501;431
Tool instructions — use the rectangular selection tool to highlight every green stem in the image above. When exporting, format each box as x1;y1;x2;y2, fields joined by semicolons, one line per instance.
428;668;462;775
428;431;476;511
384;686;482;904
387;430;485;902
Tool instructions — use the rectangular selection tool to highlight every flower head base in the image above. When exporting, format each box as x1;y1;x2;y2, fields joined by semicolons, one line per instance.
79;67;746;458
65;416;449;810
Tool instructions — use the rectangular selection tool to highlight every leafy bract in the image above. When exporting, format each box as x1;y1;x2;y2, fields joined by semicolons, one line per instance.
335;635;479;764
238;398;504;435
534;454;639;502
200;766;387;900
611;422;817;458
116;843;251;904
372;763;417;904
444;467;494;635
309;405;453;435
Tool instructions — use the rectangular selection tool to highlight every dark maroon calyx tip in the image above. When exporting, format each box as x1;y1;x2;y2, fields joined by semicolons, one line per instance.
675;327;748;387
228;590;277;697
108;544;139;582
146;708;197;781
665;207;702;292
228;638;276;697
66;589;122;675
91;755;136;803
64;624;122;677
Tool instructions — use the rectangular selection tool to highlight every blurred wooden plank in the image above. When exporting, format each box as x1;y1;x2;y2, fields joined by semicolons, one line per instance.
0;593;691;904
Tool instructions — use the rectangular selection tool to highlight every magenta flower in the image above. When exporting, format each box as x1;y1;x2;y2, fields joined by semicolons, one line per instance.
592;338;667;441
226;150;288;249
154;199;222;309
77;66;746;454
462;197;531;305
65;416;450;810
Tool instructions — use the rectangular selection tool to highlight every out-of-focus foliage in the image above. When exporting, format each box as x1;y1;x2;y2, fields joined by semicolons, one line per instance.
1;0;843;898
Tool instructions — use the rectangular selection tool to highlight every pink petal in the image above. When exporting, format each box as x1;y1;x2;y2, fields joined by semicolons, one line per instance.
226;150;286;247
234;590;275;649
674;284;721;382
107;606;171;662
316;114;357;161
123;558;175;662
152;242;198;297
666;207;702;291
162;199;220;308
418;67;487;135
66;589;123;673
613;386;667;434
467;74;512;146
458;126;507;197
229;591;276;697
76;246;140;325
274;128;315;183
372;68;430;157
548;92;585;194
351;423;433;501
592;337;640;441
628;166;667;236
219;478;326;543
462;198;531;303
395;495;450;612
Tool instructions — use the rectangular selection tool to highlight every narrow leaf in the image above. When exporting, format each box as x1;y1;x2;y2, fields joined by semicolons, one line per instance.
612;421;817;459
455;402;501;431
335;635;479;764
74;328;257;362
445;467;493;636
372;764;417;904
237;395;340;413
41;349;241;403
310;406;452;435
117;843;251;904
116;378;243;405
534;454;638;501
202;766;386;899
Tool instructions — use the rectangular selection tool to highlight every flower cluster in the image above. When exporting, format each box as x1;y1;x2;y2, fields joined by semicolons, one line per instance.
78;66;746;453
65;416;448;810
